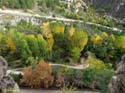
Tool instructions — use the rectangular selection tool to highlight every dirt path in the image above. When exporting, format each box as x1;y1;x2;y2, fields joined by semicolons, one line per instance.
7;63;89;75
0;8;122;32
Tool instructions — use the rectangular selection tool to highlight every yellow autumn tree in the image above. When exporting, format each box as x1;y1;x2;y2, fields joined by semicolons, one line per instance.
50;22;65;34
91;34;102;44
41;22;65;34
68;25;75;37
6;31;16;53
101;32;108;38
69;29;88;62
70;29;88;51
115;35;125;51
46;34;54;51
110;33;115;41
41;22;56;51
41;22;51;37
86;55;106;70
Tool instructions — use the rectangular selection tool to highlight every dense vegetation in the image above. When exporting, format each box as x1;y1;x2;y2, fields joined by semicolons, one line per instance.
1;20;123;67
0;0;35;9
0;20;124;92
0;0;124;93
0;21;88;67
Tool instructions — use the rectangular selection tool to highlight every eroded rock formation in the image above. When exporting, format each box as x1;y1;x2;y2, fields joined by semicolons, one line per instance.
0;56;19;93
108;55;125;93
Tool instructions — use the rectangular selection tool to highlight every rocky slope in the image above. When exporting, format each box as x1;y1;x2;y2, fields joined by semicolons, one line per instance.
88;0;125;21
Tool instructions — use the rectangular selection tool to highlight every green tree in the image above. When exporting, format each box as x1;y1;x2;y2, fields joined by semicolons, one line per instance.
26;34;39;57
37;34;48;57
13;31;32;61
69;29;88;62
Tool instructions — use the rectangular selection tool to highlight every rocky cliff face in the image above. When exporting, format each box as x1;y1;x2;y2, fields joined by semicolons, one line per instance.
112;3;125;20
108;55;125;93
0;56;19;93
87;0;125;20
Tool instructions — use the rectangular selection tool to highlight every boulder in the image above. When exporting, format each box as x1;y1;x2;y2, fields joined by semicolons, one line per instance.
0;56;19;93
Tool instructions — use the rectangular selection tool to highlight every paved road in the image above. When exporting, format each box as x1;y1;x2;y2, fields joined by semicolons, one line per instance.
21;89;99;93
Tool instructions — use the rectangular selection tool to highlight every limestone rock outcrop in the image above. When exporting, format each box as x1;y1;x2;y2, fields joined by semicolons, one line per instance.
66;0;88;13
108;55;125;93
0;56;19;93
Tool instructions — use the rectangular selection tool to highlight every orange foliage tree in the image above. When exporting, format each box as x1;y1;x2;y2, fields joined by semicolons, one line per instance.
21;60;54;88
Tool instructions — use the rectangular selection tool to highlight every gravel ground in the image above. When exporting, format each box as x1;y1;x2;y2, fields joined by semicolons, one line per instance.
21;89;99;93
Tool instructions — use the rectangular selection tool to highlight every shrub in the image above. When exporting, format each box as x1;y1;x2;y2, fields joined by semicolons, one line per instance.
70;47;81;62
86;55;106;71
21;60;54;88
55;72;65;88
26;56;38;67
84;55;114;92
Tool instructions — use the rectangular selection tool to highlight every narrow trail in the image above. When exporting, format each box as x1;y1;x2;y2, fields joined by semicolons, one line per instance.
7;63;89;75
